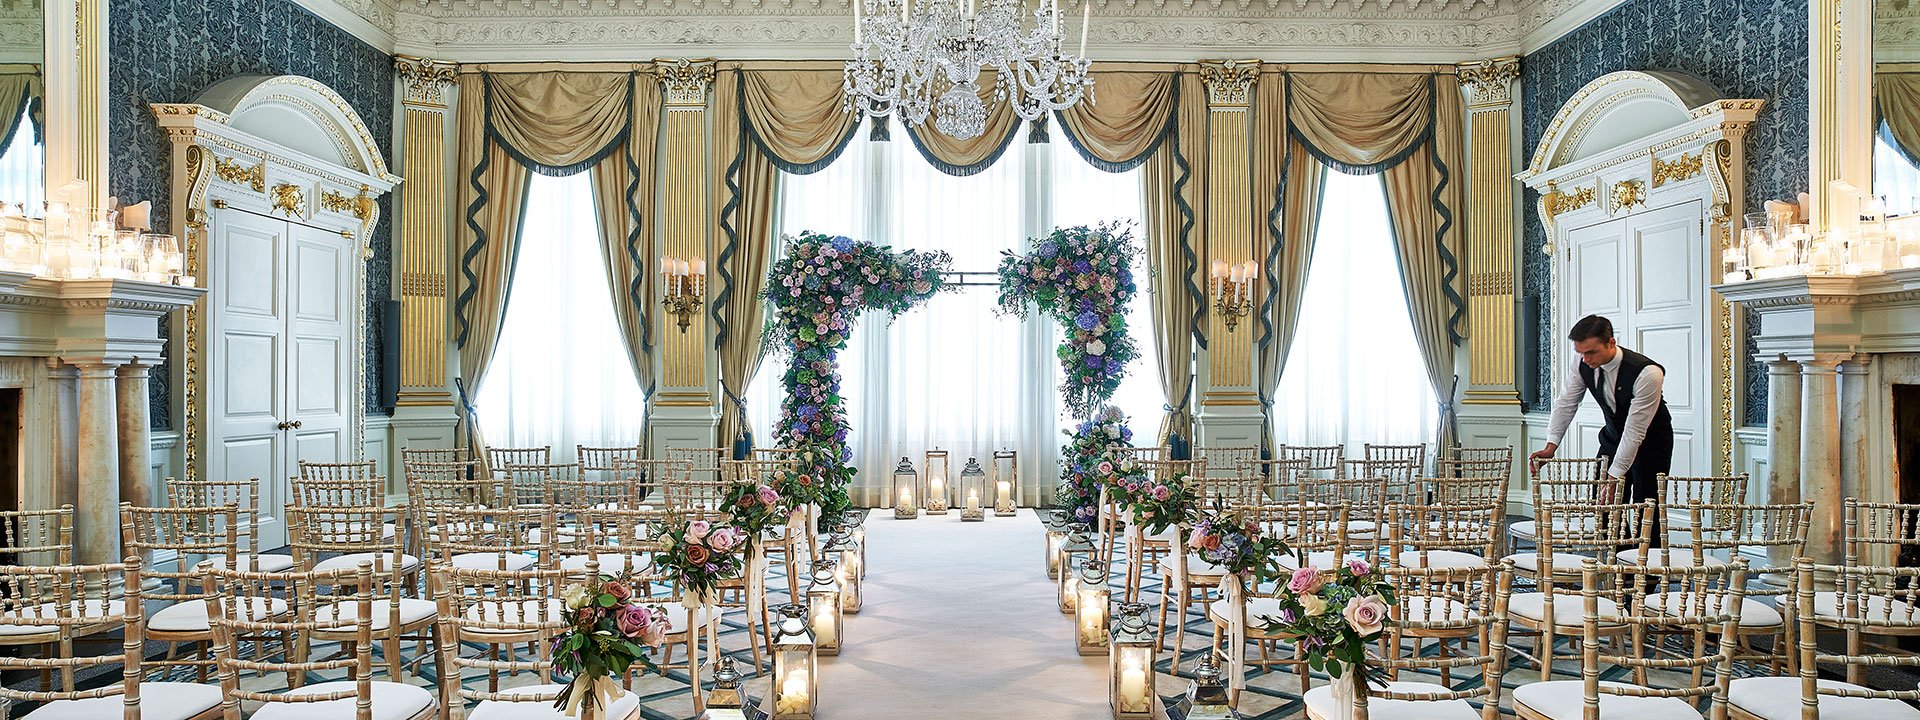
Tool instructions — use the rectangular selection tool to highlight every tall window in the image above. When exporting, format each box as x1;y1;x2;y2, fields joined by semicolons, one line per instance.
0;119;41;210
478;173;648;460
745;135;1153;503
1269;170;1438;451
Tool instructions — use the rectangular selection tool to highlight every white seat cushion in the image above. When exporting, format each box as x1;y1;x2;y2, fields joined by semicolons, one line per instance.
469;684;640;720
1501;552;1593;576
0;600;116;635
1208;596;1284;626
1277;551;1367;571
558;553;648;574
311;552;420;575
1616;548;1727;567
1396;550;1488;569
21;681;222;720
1304;680;1479;720
1141;525;1179;543
461;599;567;633
451;552;537;571
1728;677;1920;720
251;680;437;720
150;596;291;633
313;598;439;631
209;553;296;572
1643;592;1783;628
1814;591;1920;621
660;604;699;634
1159;553;1228;578
1510;592;1622;628
525;526;583;544
1513;680;1705;720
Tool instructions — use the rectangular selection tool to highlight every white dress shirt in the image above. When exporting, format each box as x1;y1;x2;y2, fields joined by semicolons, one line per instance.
1545;348;1665;478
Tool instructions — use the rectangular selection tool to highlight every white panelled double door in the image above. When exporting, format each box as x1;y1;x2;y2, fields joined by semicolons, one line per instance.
1557;200;1710;478
207;208;356;550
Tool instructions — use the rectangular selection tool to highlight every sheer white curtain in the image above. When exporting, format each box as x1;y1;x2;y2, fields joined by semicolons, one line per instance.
477;172;648;462
1270;170;1438;453
746;134;1151;505
0;122;41;210
1875;131;1920;216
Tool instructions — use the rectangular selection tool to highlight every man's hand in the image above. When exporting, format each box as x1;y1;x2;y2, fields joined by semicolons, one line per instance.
1528;443;1558;473
1601;474;1625;504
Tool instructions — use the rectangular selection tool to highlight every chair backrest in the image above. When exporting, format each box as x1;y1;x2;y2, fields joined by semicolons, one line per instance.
1363;443;1427;474
1109;446;1164;464
1243;457;1308;503
578;445;645;492
1580;559;1745;710
668;446;728;483
120;503;237;608
298;459;379;482
723;458;798;486
206;562;378;717
1275;444;1343;477
1800;559;1920;689
1530;458;1622;506
615;458;689;505
1304;475;1389;522
501;462;577;509
1370;563;1509;720
401;446;468;464
1253;501;1350;566
1842;498;1920;569
659;466;734;514
1389;501;1502;562
290;475;386;509
573;507;671;563
286;504;409;576
421;505;552;570
551;463;640;512
0;504;74;565
1657;472;1749;510
1424;474;1508;506
1533;501;1651;594
1191;468;1263;508
1438;457;1511;480
432;563;578;700
1344;458;1421;504
1136;458;1204;485
1194;446;1257;477
0;559;142;702
165;478;272;563
403;458;479;485
487;446;553;476
1448;445;1512;465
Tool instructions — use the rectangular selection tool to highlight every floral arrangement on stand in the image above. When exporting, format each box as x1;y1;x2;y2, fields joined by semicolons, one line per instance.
765;232;951;527
552;573;670;718
996;222;1140;419
1258;560;1397;708
655;518;746;605
1058;406;1134;526
1114;466;1197;536
722;480;790;545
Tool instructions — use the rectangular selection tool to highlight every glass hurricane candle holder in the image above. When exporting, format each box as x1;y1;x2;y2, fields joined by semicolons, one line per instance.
892;457;920;519
826;531;861;613
1074;559;1111;655
771;604;818;720
842;510;868;578
1109;603;1157;719
1057;525;1097;614
805;562;843;655
960;457;986;521
924;449;951;514
1043;509;1070;579
992;450;1018;516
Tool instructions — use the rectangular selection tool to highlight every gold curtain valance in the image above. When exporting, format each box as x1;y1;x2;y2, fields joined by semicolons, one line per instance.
0;65;41;153
739;70;861;173
900;72;1024;176
1285;71;1434;174
1877;71;1920;168
478;71;638;174
1054;70;1180;171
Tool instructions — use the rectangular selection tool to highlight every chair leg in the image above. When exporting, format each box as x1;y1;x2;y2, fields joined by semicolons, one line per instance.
1172;585;1189;673
386;635;404;681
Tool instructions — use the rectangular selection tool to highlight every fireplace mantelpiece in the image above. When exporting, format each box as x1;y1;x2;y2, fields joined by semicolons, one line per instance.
1717;267;1920;565
0;269;205;566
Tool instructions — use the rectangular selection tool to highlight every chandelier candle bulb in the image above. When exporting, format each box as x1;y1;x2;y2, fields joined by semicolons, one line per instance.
1079;2;1088;54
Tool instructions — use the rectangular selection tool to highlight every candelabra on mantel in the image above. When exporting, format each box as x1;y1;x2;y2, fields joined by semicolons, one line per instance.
658;254;705;333
1723;191;1920;284
1209;259;1256;332
0;183;193;286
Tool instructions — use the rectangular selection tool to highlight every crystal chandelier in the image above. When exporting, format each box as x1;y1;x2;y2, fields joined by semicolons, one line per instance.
844;0;1094;141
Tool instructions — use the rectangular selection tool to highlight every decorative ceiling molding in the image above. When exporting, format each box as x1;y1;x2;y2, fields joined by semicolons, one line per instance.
302;0;1618;64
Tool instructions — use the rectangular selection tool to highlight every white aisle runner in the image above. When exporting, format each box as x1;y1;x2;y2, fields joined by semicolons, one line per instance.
810;509;1109;719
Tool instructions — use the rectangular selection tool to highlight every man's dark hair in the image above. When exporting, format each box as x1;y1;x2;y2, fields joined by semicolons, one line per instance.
1568;314;1614;343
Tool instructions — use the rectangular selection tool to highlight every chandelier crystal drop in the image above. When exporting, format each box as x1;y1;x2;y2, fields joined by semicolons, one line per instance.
844;0;1094;141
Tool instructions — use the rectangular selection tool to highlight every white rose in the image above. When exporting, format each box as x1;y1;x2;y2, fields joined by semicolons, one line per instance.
1087;339;1107;356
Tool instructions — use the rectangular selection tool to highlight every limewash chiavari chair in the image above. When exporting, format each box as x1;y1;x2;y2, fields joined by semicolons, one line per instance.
1389;500;1503;571
0;504;74;566
558;506;668;576
1439;457;1512;481
660;464;734;515
1365;442;1429;490
1725;559;1920;720
1302;474;1389;550
1302;563;1512;719
579;444;645;484
0;559;225;720
1244;457;1308;503
669;446;729;484
1447;445;1513;473
207;561;440;720
487;446;552;476
725;458;804;597
1506;500;1652;681
1634;473;1750;561
1510;559;1747;720
431;562;644;719
1204;502;1353;689
121;503;254;681
167;478;295;573
421;505;548;574
1426;474;1509;509
1508;458;1621;552
615;458;691;509
1813;499;1920;652
1346;459;1422;506
500;462;576;515
1121;459;1205;602
298;459;381;483
553;463;642;512
286;504;435;681
1277;443;1345;479
400;445;468;464
1644;502;1809;675
1195;445;1258;478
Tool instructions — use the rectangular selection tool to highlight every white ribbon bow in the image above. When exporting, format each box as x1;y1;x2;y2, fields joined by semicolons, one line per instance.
561;674;622;719
1219;572;1248;691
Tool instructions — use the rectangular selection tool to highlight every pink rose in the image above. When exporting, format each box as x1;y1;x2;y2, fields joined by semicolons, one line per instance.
1347;559;1371;576
1188;529;1211;549
1343;595;1388;636
641;608;669;646
687;520;712;542
758;486;781;504
1097;461;1114;475
616;604;651;636
1151;485;1172;502
1287;566;1324;595
602;581;632;602
708;527;741;552
736;492;758;507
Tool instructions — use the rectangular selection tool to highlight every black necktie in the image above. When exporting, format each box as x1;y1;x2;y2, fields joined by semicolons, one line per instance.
1596;367;1610;411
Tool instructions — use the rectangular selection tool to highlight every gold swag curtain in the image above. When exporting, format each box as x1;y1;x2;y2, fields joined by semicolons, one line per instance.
1272;69;1467;451
454;70;663;464
0;66;40;154
1878;69;1920;169
1251;72;1327;456
712;66;863;451
1057;67;1206;448
901;73;1025;176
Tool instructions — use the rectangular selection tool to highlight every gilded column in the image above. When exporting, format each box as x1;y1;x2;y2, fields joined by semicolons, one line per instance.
1194;60;1263;450
394;57;458;408
1457;57;1522;406
649;60;720;454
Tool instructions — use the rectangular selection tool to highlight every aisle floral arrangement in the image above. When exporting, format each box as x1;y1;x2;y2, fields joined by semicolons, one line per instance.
1187;504;1291;580
1257;559;1397;689
765;232;951;526
552;573;670;717
1058;406;1134;525
996;222;1140;419
722;480;790;544
655;518;746;604
1115;466;1197;536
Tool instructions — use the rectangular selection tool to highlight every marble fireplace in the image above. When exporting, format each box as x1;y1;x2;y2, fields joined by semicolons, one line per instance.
1720;267;1920;565
0;270;203;566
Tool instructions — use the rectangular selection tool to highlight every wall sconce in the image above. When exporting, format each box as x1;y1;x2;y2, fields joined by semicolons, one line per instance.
1209;259;1256;332
659;253;705;333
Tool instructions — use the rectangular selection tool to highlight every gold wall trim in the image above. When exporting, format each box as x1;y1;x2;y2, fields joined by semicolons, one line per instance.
1459;56;1520;403
657;60;714;404
1200;60;1256;402
396;57;458;405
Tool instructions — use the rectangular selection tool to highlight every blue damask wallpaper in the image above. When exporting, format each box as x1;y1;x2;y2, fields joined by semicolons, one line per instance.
108;0;395;430
1520;0;1808;427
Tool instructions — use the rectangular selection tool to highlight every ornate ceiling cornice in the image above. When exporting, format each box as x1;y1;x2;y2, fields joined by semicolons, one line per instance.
299;0;1615;63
